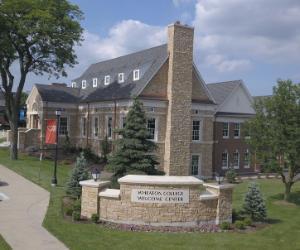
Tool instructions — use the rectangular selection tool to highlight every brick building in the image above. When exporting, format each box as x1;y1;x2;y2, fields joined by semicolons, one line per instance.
25;22;256;178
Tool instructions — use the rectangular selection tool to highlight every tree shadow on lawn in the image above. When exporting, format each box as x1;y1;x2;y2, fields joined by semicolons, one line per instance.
271;191;300;206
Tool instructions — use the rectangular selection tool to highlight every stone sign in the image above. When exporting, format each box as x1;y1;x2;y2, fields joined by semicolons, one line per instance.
131;189;189;203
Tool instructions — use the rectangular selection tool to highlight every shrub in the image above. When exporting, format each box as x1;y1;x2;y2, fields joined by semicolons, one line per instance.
73;199;81;212
244;217;253;226
243;182;267;221
62;132;72;154
101;136;110;163
91;213;99;223
66;153;90;198
234;220;246;230
226;167;237;183
220;221;231;230
72;211;81;221
82;147;101;163
65;208;73;216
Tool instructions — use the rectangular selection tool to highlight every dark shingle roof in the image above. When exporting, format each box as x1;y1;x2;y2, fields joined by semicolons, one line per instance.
206;80;242;105
36;44;169;103
35;83;80;103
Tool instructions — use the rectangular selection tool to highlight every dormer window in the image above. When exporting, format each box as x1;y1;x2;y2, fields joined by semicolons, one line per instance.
82;80;86;89
118;73;124;83
93;78;98;87
71;82;76;88
104;75;110;85
133;69;140;81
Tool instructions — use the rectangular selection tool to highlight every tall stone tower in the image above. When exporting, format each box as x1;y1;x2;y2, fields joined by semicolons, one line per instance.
164;22;194;175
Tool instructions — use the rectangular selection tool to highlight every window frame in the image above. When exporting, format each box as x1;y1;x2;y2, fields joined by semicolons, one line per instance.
221;151;229;169
234;123;240;138
244;149;250;168
71;82;76;88
82;80;87;89
222;122;229;138
92;78;98;88
192;119;201;141
106;116;113;139
81;117;87;137
118;73;124;83
191;154;200;176
58;117;68;136
104;75;110;85
133;69;140;81
93;116;99;138
233;150;240;169
147;117;157;141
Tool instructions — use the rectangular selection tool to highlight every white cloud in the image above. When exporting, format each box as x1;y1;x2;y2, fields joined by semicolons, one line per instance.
205;54;251;72
173;0;195;7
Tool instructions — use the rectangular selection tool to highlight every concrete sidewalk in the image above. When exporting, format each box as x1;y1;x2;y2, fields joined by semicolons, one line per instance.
0;164;68;250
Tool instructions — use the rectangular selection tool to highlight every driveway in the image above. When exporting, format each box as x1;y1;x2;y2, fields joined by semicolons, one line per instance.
0;164;68;250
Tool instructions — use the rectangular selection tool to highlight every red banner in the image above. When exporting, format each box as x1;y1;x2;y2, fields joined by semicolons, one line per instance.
45;119;57;144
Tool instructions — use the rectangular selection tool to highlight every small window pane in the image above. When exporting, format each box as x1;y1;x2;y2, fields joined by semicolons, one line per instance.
234;123;240;138
244;150;250;168
133;69;140;81
118;73;124;83
104;76;110;85
191;155;199;175
93;78;98;87
233;150;240;168
82;80;86;89
94;117;99;137
82;117;86;137
222;122;229;137
147;118;156;140
107;117;112;138
222;151;228;168
192;120;200;141
59;117;68;135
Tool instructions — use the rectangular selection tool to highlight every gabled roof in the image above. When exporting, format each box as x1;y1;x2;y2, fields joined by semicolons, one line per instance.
206;80;242;105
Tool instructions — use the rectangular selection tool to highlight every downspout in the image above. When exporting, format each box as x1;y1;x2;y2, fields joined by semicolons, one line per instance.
86;102;90;148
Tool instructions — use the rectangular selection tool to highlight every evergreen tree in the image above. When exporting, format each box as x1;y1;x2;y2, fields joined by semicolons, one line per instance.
243;182;267;221
107;98;158;177
66;152;89;198
101;135;110;163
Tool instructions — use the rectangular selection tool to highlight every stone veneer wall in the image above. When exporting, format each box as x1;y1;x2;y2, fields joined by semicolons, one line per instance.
80;176;234;227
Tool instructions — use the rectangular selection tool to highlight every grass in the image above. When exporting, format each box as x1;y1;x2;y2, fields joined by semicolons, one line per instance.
0;234;11;250
0;148;300;250
0;137;6;143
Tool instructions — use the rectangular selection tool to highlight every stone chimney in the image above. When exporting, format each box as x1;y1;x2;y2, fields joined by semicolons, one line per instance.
164;22;194;176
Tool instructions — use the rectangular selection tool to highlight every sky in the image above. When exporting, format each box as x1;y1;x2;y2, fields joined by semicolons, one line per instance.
22;0;300;96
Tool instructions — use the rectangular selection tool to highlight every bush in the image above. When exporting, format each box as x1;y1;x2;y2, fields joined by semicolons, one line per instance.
91;213;99;223
66;153;90;198
234;220;246;230
73;199;81;212
220;221;231;230
65;208;73;216
82;147;101;163
226;167;237;183
244;217;253;226
72;211;81;221
101;136;110;163
243;182;267;221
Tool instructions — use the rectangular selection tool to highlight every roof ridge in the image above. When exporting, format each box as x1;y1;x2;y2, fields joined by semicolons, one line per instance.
206;79;242;85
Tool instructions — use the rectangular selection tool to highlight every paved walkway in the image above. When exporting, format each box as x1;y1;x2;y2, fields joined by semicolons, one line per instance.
0;165;68;250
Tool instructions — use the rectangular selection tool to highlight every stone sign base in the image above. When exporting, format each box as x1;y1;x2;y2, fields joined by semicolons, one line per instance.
80;175;234;227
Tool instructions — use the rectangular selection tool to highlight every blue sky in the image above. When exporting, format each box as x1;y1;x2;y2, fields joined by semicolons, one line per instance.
23;0;300;96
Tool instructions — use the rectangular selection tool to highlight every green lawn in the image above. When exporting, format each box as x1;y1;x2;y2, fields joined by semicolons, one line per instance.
0;148;300;250
0;234;11;250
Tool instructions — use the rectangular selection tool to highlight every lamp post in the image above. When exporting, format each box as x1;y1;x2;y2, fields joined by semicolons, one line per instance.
51;109;61;186
91;168;100;182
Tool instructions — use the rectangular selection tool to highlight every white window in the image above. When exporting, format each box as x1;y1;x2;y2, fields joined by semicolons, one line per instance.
81;117;87;137
82;80;87;89
120;116;126;128
133;69;140;81
234;123;240;138
71;82;76;88
222;122;229;138
192;120;201;141
191;155;200;176
147;118;156;141
93;78;98;88
118;73;124;83
233;150;240;169
93;117;99;138
104;75;110;85
106;116;113;139
221;151;229;169
59;117;68;135
244;149;250;168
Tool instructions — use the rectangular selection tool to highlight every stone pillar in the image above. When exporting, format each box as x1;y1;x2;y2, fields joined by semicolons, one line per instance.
79;180;110;219
203;183;234;224
164;22;194;176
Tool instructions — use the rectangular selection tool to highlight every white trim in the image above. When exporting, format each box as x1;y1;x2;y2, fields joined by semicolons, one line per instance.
216;117;249;123
93;78;98;88
221;150;229;169
71;82;76;88
192;119;202;142
104;75;110;85
118;73;124;83
133;69;140;81
222;122;229;139
105;115;113;139
82;80;87;89
147;116;158;142
92;116;99;138
244;149;251;168
233;122;240;139
191;154;201;177
233;150;240;169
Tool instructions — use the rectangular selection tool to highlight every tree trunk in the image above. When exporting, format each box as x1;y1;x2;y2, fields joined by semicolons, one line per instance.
9;108;19;160
284;182;292;201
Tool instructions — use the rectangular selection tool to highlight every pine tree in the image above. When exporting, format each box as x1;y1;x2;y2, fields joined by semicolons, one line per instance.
107;98;159;177
243;182;267;221
66;152;90;198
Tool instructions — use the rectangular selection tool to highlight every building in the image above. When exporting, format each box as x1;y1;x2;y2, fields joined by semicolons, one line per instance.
25;22;256;178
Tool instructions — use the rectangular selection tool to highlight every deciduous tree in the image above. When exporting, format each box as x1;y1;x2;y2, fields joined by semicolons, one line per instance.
0;0;83;159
